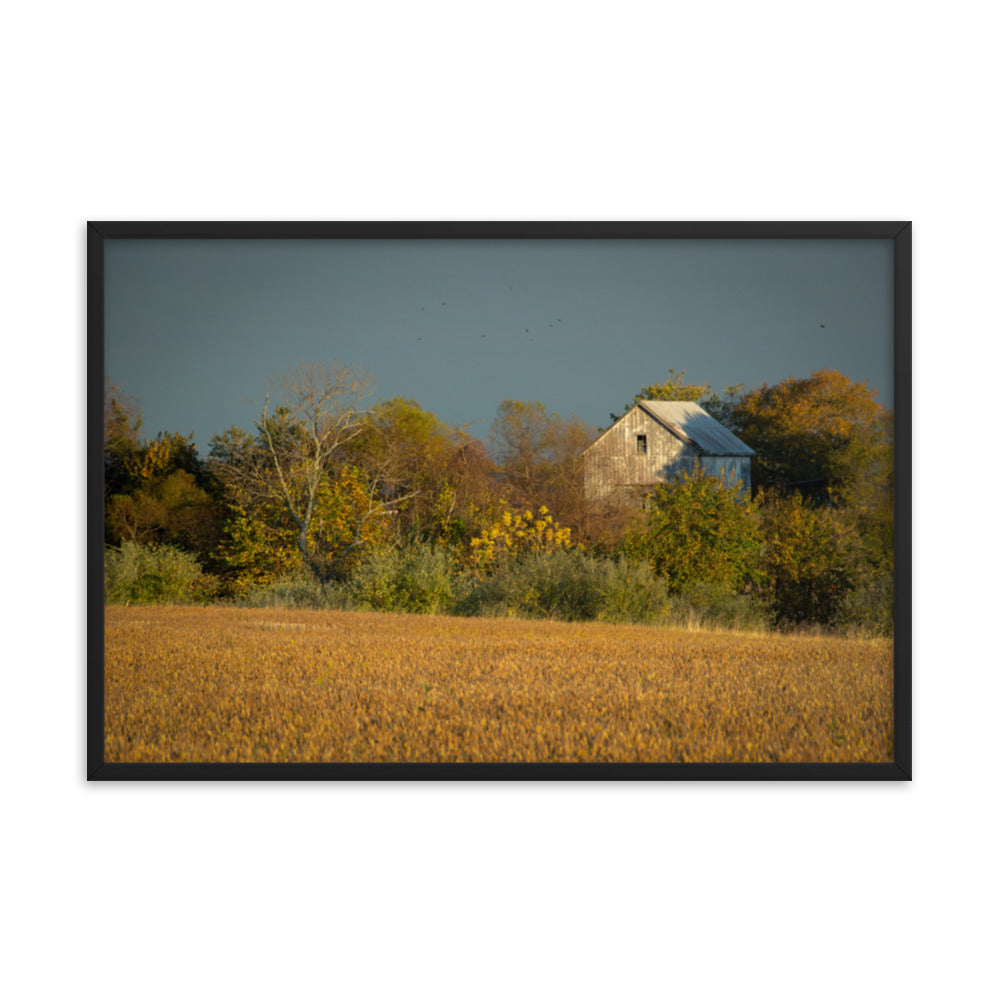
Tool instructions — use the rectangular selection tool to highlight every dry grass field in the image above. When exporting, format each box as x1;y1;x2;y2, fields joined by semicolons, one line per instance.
104;606;893;764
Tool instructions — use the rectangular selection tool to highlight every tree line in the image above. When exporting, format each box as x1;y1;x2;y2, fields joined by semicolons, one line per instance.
104;363;894;634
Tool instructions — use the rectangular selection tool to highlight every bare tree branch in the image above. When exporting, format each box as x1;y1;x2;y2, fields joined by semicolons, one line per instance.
211;362;390;583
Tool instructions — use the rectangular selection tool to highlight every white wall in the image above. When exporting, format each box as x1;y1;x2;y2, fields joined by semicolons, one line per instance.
699;455;752;494
4;3;994;999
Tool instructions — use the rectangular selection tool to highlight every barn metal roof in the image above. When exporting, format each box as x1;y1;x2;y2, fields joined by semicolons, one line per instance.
637;400;755;456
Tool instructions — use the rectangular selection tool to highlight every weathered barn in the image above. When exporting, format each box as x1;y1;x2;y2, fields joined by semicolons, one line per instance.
583;400;755;503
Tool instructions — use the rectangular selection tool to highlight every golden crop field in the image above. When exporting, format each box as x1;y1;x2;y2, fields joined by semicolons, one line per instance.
105;606;893;764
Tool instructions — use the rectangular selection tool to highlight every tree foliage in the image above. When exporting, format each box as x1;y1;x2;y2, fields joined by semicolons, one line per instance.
489;399;593;539
610;369;714;424
729;369;894;602
104;379;143;500
104;412;223;561
731;368;890;500
347;397;457;540
209;363;406;585
102;363;895;635
623;469;761;594
757;492;865;626
431;436;500;547
213;464;392;594
107;468;221;555
489;399;560;497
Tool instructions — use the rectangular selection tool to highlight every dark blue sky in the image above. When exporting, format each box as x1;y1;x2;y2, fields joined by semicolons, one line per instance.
105;238;893;453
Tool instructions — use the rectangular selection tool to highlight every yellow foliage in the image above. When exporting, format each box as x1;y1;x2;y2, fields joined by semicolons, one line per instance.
217;466;390;595
463;501;574;572
124;432;195;482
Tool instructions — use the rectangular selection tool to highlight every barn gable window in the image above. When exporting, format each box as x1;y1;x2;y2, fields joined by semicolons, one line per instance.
636;434;647;455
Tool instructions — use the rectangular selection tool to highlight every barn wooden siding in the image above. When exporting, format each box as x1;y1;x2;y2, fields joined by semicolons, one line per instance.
583;401;753;503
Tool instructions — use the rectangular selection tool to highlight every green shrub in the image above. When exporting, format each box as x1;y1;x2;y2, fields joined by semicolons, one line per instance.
758;493;864;626
105;541;213;605
511;550;602;621
453;551;669;624
660;581;772;633
834;572;894;637
349;542;456;614
592;556;670;623
239;571;353;610
449;573;517;619
622;470;761;594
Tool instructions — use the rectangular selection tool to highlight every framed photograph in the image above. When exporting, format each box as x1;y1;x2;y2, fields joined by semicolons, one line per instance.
89;222;911;780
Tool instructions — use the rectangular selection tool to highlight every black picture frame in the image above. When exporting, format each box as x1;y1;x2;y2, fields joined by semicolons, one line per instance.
88;221;911;781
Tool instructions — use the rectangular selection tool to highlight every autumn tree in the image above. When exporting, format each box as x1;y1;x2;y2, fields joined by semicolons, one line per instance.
211;461;392;594
344;397;457;541
104;382;224;561
104;378;142;443
609;369;713;424
694;369;896;627
622;469;761;594
104;379;143;499
106;461;222;557
608;368;749;430
489;400;560;498
432;433;503;548
209;363;410;585
489;400;594;534
730;369;890;498
757;491;865;626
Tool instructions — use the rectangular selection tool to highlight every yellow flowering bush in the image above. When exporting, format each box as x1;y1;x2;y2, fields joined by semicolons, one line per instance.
465;502;574;573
